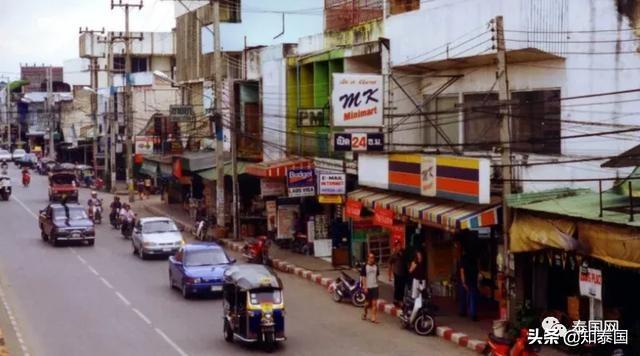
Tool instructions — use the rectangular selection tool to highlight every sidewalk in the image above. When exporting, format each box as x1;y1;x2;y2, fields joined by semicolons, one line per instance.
134;194;568;356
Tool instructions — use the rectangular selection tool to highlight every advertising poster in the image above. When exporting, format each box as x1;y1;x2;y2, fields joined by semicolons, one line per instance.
277;205;300;240
266;200;277;232
318;173;346;195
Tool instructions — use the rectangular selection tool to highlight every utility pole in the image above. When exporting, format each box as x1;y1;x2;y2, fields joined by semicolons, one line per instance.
80;27;104;176
2;76;9;149
111;0;143;202
211;0;226;232
107;36;117;192
47;66;55;159
495;15;513;322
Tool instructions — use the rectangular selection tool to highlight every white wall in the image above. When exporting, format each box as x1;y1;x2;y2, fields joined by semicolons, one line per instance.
385;0;640;192
80;32;174;58
63;58;91;87
261;44;290;161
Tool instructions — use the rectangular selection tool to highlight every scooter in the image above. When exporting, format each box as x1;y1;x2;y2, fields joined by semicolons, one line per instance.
399;284;436;336
22;171;30;187
121;219;134;239
193;217;210;241
328;271;366;307
242;236;271;265
486;328;540;356
89;200;103;224
110;208;121;229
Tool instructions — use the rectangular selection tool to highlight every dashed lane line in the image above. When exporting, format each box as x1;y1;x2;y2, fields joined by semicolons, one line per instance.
115;292;131;307
100;277;114;289
155;328;189;356
132;308;152;325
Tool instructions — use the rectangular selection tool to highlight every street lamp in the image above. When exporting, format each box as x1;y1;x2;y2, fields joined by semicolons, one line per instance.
152;71;177;86
82;86;97;94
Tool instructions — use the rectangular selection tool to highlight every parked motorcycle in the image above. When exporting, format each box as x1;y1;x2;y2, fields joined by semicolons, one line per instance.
399;284;436;336
328;271;366;307
193;217;210;241
486;328;540;356
242;236;271;265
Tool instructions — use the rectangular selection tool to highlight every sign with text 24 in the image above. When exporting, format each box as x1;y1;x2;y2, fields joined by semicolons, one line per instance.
334;133;384;152
332;73;383;127
287;168;316;197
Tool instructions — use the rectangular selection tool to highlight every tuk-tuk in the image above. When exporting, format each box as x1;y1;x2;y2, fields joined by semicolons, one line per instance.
49;164;78;202
222;265;285;351
38;157;57;175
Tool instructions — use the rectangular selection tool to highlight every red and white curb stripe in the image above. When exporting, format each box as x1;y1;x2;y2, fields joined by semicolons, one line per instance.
437;326;487;353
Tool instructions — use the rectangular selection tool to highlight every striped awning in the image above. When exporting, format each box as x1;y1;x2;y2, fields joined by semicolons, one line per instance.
348;188;501;231
246;158;313;178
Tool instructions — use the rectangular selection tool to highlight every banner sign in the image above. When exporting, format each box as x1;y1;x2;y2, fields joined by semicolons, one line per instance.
318;195;344;204
266;200;277;232
287;168;316;197
169;105;194;122
261;178;286;197
373;207;394;228
134;136;154;155
345;199;363;218
390;224;405;247
277;205;300;240
333;132;384;152
332;73;383;127
318;173;346;195
297;108;327;127
579;266;602;300
388;154;421;195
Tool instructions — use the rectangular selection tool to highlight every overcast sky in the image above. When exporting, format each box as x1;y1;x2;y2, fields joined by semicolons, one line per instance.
0;0;324;82
0;0;176;80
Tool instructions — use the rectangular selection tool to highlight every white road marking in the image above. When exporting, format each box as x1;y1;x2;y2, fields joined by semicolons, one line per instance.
87;265;100;276
0;284;30;355
132;308;152;325
100;277;113;289
155;328;189;356
77;255;87;264
115;291;131;306
10;195;38;220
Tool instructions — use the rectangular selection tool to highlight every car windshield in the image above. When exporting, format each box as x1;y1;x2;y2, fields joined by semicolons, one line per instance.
13;150;25;155
53;207;88;220
142;220;179;233
0;150;8;154
184;249;229;266
51;174;75;184
249;290;282;305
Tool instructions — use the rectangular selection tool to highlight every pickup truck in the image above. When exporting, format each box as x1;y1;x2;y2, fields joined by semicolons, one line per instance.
39;203;95;246
49;171;79;202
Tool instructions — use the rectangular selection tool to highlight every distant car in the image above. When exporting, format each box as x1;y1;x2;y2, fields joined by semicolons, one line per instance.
132;217;184;260
169;243;235;298
17;153;38;168
38;203;95;246
11;149;26;162
0;149;11;162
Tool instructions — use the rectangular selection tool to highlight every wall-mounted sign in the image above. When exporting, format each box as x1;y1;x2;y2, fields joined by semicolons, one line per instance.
345;199;362;218
332;73;383;127
169;105;194;122
421;156;437;197
318;173;346;195
287;168;316;197
388;154;421;195
266;200;277;232
277;205;300;240
318;195;344;204
579;266;602;300
434;155;491;204
297;108;327;127
333;132;384;152
134;136;154;155
261;178;286;197
373;207;394;228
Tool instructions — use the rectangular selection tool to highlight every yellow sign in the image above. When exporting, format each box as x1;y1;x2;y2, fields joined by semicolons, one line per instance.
318;195;344;204
261;303;273;313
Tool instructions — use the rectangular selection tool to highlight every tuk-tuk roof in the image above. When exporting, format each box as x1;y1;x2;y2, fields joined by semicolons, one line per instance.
75;164;92;170
224;265;282;291
52;163;76;172
40;158;56;164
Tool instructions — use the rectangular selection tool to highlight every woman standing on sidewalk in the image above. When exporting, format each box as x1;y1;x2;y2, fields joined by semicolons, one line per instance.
361;253;380;324
408;250;427;299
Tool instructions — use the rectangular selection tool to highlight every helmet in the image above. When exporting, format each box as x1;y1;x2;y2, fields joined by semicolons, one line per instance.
91;191;97;197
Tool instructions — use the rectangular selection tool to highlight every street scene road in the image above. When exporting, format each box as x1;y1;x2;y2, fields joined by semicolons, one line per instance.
0;166;473;356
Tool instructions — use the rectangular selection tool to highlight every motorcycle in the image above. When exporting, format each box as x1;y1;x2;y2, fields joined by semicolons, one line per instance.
110;208;122;229
399;284;436;336
121;219;134;239
88;200;103;224
0;176;11;201
193;217;210;241
486;328;540;356
328;271;366;307
242;236;271;265
22;171;31;187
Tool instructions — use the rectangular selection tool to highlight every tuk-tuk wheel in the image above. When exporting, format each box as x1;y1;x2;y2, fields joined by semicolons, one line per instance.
223;319;233;343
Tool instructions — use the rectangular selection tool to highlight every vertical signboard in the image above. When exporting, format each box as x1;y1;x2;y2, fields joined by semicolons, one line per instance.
332;73;383;127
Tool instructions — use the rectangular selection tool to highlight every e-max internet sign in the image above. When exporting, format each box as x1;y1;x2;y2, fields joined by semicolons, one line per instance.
332;73;383;127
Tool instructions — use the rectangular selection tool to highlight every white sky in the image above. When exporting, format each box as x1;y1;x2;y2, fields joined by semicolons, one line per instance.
0;0;176;80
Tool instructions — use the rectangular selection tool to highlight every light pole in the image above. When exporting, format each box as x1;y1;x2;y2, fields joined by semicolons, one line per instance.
82;86;100;175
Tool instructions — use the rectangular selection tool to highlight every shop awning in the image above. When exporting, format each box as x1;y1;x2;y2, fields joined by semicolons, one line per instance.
196;162;247;181
246;158;313;178
509;212;579;253
578;221;640;269
348;189;501;231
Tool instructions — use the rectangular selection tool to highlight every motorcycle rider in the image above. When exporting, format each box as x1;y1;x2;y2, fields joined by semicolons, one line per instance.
1;160;8;175
110;196;122;225
119;204;136;236
87;191;102;221
21;166;30;187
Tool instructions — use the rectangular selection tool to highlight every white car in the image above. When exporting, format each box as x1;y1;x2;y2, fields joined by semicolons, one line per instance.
0;149;11;162
11;149;26;162
132;217;184;260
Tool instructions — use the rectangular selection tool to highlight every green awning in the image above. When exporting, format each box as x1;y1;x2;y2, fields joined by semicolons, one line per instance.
197;162;247;181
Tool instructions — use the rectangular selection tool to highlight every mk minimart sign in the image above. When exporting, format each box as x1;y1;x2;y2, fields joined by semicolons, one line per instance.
332;73;383;127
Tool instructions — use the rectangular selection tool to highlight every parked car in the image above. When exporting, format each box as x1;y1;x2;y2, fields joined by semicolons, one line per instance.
0;149;12;162
16;153;38;168
38;203;95;246
132;217;184;260
169;243;235;298
11;148;26;162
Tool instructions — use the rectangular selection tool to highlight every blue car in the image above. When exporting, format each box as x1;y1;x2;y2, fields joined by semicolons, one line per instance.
169;243;236;299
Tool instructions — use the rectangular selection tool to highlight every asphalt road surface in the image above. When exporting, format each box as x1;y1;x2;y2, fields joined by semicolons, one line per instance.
0;166;473;356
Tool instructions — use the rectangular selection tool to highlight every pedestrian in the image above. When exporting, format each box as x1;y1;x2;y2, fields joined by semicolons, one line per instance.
408;250;426;300
360;252;380;324
458;249;479;321
137;178;145;200
388;239;408;307
144;177;152;198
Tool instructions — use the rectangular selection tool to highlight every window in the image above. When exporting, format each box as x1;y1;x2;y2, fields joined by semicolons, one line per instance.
463;90;561;154
113;56;125;71
389;0;420;15
112;56;147;73
249;290;282;306
142;220;179;233
425;96;460;147
184;249;230;267
53;207;88;221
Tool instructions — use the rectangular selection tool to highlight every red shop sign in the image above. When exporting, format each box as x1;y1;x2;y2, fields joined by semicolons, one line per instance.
390;224;405;247
373;207;394;228
345;199;363;218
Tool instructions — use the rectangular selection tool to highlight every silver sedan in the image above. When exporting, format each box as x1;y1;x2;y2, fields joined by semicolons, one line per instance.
132;217;184;259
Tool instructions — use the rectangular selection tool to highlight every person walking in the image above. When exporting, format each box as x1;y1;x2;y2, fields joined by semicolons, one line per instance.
408;250;427;299
459;250;479;321
389;239;408;307
360;252;380;324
